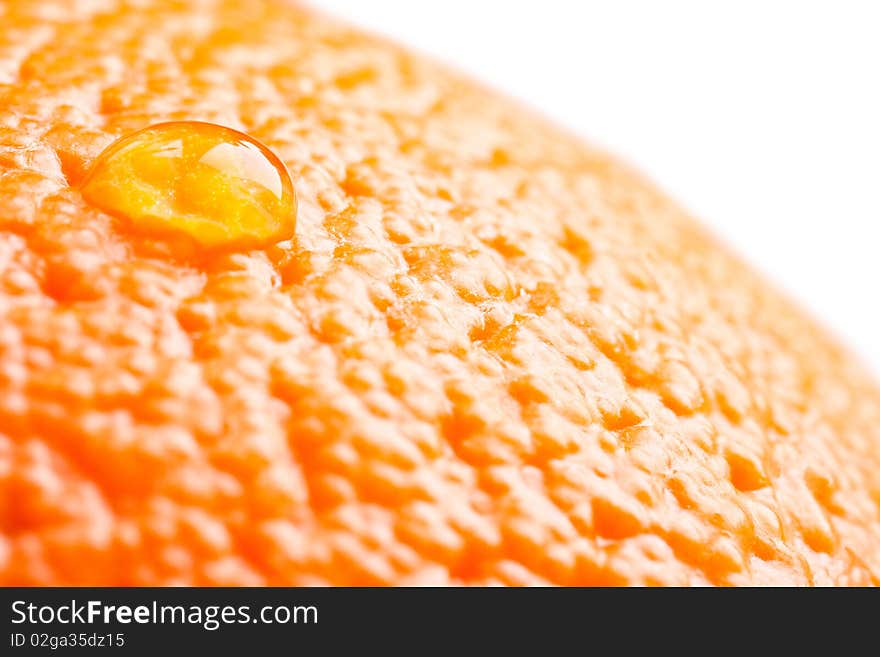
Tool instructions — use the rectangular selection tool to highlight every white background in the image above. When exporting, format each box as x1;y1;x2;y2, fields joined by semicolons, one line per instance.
315;0;880;375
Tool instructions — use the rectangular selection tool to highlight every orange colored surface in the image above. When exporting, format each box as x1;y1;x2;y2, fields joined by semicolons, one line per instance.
1;0;879;586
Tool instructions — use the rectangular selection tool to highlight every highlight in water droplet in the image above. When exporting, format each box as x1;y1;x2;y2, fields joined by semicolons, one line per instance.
81;121;296;252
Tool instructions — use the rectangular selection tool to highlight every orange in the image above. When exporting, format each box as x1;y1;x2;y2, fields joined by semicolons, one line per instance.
1;0;879;586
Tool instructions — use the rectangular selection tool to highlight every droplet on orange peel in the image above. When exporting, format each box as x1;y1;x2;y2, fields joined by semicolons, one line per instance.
80;121;296;251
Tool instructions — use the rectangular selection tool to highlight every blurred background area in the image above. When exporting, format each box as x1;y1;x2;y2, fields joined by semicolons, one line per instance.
314;0;880;375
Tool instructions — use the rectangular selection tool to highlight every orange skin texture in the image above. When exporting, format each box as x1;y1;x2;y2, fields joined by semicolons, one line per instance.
1;0;879;586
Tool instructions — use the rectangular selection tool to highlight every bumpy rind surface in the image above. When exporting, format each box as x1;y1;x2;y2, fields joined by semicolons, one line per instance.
1;0;879;585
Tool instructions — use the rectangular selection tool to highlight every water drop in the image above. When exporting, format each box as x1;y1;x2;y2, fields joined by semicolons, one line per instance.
81;121;296;252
